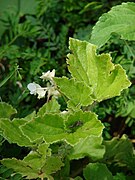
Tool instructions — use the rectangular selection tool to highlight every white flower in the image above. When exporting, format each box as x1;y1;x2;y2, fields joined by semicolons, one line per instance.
46;84;60;100
27;82;46;99
40;69;55;82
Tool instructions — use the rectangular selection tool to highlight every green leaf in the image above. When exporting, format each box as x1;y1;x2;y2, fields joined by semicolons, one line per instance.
23;151;45;170
37;97;60;117
83;163;113;180
1;158;40;179
21;110;104;147
0;102;17;118
42;156;64;175
65;110;104;145
67;38;131;102
0;164;14;179
113;173;126;180
90;2;135;47
69;136;105;160
103;135;135;173
54;77;93;109
23;143;51;170
1;143;63;179
21;114;66;143
0;118;33;147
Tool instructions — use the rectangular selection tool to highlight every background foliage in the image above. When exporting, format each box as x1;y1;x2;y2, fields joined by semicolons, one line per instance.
0;0;135;179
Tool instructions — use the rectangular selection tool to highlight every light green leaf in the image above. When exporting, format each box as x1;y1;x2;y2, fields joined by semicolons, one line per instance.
67;38;131;102
21;114;67;143
65;111;104;146
37;97;60;117
21;110;104;147
23;143;50;170
69;136;105;160
54;77;93;109
0;118;33;146
83;163;113;180
0;102;17;118
90;2;135;47
38;143;51;157
42;156;64;175
23;151;45;170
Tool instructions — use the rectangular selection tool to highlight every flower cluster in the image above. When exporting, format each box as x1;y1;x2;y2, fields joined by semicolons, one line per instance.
27;69;60;100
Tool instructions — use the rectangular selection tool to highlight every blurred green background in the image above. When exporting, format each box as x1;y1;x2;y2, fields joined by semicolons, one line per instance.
0;0;135;178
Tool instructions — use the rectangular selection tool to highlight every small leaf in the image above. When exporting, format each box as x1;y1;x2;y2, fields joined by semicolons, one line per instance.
23;143;51;170
37;97;60;117
42;156;64;175
90;2;135;47
83;163;113;180
0;102;17;118
38;143;51;157
54;77;93;109
23;151;45;170
67;38;131;102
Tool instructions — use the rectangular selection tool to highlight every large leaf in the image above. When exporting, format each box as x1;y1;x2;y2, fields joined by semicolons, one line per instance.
0;102;17;118
83;163;113;180
67;38;131;102
21;110;104;148
21;114;66;144
90;2;135;47
54;77;93;109
0;118;33;146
